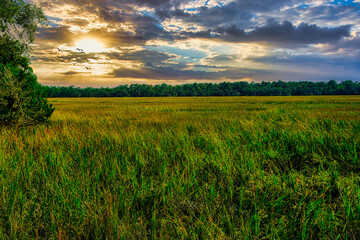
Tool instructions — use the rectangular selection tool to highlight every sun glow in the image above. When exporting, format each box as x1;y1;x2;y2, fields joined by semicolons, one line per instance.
74;38;107;53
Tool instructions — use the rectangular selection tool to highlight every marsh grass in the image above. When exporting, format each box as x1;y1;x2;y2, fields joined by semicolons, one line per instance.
0;96;360;239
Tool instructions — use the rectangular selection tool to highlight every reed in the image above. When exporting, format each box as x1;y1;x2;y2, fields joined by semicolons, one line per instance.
0;96;359;239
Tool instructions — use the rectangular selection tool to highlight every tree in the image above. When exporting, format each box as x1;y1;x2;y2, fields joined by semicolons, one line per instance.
0;0;54;126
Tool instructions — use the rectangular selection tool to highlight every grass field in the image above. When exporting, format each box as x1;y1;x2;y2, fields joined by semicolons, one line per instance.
0;96;360;239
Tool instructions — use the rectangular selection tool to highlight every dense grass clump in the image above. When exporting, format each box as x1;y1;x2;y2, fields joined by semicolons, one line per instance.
0;96;359;239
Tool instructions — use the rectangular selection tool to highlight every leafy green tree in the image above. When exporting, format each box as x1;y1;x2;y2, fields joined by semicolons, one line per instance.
0;0;54;126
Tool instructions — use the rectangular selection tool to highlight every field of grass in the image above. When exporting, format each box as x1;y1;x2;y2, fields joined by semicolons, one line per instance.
0;96;360;239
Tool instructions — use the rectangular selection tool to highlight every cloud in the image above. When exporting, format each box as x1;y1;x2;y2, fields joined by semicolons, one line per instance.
113;49;174;64
247;20;351;44
98;10;125;23
186;20;351;46
112;65;248;80
36;26;73;43
61;71;89;75
28;0;360;86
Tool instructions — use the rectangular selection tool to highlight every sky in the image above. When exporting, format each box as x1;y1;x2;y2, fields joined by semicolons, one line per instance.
29;0;360;87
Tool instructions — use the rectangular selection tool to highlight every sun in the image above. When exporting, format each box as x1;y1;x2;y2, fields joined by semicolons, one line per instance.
74;38;106;53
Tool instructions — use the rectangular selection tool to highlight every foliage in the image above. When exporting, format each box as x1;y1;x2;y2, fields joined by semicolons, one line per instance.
0;0;53;126
0;96;359;239
43;80;360;98
0;64;54;126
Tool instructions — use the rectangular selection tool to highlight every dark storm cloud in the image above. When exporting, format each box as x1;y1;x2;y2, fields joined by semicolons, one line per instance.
111;49;174;65
130;15;174;41
36;27;73;43
185;20;351;45
132;0;173;7
98;9;125;23
61;71;89;75
159;3;243;28
153;0;293;29
232;0;291;12
55;0;289;12
247;20;351;44
53;1;172;42
31;0;360;85
36;0;353;46
125;0;194;9
112;65;248;80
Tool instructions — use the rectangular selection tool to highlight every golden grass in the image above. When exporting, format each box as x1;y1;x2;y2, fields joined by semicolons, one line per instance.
0;96;360;239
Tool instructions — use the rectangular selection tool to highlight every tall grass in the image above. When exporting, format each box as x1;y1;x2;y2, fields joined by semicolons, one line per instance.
0;96;359;239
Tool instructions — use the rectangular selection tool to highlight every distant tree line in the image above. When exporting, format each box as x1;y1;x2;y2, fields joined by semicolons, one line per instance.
42;80;360;98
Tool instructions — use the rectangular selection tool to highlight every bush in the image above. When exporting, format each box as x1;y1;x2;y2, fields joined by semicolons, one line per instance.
0;64;54;126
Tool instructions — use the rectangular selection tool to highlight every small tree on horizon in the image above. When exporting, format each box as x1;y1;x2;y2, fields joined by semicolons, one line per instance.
0;0;54;126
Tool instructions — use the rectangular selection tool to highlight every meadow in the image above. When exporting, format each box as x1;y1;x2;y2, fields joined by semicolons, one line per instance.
0;96;359;239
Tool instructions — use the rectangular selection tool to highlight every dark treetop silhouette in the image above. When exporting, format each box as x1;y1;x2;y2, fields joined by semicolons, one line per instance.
43;80;359;98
